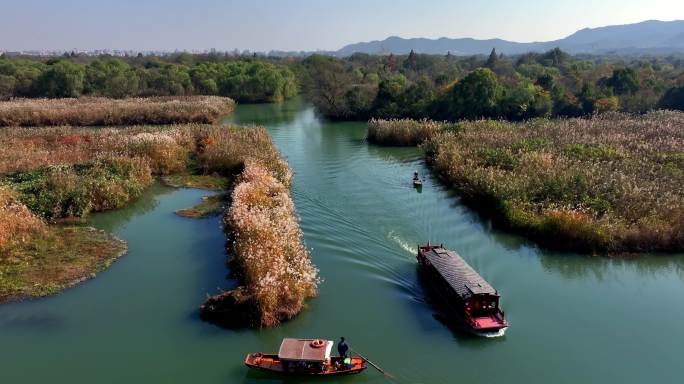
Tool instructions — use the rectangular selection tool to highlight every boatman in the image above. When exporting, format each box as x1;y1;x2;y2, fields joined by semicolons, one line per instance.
337;337;349;358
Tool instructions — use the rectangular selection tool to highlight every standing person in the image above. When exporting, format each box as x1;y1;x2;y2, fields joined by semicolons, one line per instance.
337;337;349;358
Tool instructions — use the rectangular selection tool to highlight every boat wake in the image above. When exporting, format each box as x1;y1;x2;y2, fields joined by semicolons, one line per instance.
388;230;416;255
474;328;507;338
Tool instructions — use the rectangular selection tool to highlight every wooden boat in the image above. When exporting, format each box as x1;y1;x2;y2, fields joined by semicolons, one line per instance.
417;243;508;335
245;338;367;376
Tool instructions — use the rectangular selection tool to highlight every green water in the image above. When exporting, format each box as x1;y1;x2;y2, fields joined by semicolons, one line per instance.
2;99;684;384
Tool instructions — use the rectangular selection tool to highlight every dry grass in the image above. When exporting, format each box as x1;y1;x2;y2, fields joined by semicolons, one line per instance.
0;96;235;127
421;111;684;253
367;118;453;146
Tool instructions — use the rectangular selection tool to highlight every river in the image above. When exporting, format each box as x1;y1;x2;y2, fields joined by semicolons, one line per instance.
1;99;683;384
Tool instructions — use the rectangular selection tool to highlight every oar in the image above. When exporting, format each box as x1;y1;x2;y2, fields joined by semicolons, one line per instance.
349;348;394;379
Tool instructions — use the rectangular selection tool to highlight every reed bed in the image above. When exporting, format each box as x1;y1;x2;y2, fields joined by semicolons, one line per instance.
0;96;235;126
367;118;454;146
421;111;684;253
202;161;318;327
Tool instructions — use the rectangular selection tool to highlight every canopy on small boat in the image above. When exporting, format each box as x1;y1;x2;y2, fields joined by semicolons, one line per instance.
278;338;333;362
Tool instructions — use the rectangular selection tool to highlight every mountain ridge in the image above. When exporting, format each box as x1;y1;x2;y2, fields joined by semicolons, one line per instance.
335;20;684;56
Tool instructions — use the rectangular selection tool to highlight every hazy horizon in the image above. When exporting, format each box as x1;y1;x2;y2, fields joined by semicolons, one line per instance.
2;0;684;52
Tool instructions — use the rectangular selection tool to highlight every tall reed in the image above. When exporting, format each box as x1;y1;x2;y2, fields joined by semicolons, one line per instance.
219;161;318;326
367;118;453;146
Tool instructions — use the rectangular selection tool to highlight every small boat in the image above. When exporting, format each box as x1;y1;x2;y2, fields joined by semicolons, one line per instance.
417;243;508;336
245;338;367;376
413;171;423;187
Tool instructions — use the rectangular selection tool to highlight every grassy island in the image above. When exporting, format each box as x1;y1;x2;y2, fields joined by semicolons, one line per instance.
0;96;235;127
369;112;684;254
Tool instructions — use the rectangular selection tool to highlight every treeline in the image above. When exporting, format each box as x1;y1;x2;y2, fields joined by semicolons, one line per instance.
301;48;684;120
0;55;297;102
4;49;684;116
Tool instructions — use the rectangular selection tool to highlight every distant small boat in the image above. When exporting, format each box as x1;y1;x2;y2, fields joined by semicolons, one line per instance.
245;338;367;376
417;243;508;336
413;171;423;187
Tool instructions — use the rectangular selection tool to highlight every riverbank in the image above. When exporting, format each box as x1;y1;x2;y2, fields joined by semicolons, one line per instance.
369;111;684;253
0;96;235;126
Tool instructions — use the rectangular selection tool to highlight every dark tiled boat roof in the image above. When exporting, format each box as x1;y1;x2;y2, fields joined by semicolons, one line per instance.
422;247;497;299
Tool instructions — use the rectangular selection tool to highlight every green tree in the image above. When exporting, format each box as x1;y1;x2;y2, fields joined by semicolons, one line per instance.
0;74;16;98
85;59;139;98
501;83;552;120
372;74;408;117
302;55;355;119
36;60;85;97
607;68;639;95
660;86;684;111
140;65;192;96
443;68;502;120
486;48;498;67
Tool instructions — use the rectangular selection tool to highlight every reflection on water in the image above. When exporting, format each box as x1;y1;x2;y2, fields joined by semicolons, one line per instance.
540;251;684;281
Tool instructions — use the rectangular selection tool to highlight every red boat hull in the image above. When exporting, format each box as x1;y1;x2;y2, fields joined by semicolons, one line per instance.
245;354;366;376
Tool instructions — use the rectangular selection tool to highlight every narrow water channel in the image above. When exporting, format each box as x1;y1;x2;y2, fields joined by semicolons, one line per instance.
1;99;683;384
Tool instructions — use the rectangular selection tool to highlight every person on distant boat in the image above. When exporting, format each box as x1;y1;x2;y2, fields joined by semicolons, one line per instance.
337;337;349;358
413;171;420;181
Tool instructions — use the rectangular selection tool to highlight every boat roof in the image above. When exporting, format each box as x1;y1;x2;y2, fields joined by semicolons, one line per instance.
278;338;333;362
421;247;497;299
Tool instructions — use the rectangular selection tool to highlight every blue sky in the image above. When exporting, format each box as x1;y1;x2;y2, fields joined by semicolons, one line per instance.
2;0;684;51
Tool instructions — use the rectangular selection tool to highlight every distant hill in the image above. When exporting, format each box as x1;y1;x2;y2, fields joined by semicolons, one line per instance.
335;20;684;56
